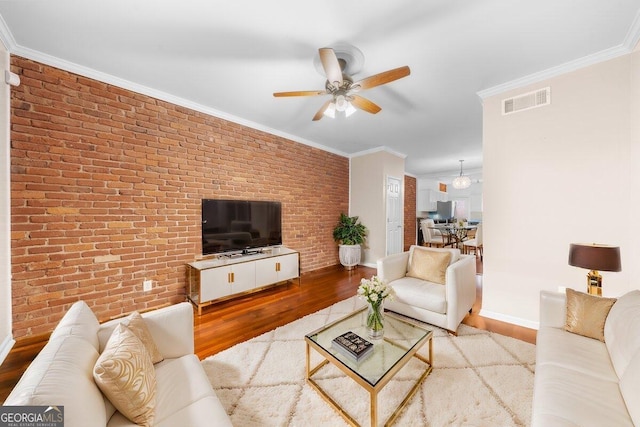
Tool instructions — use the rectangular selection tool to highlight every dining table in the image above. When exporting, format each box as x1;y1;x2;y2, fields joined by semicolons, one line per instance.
430;224;477;248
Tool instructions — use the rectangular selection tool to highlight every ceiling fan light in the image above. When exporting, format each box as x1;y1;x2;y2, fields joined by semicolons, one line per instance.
335;94;348;112
345;102;357;117
324;102;336;118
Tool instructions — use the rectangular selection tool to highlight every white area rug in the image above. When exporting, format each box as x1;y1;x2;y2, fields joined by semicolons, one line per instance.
202;297;536;426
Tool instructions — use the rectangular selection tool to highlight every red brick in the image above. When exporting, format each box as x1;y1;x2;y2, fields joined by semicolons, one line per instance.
10;55;349;339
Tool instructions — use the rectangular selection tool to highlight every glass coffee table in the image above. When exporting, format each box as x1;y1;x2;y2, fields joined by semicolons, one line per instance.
305;307;433;427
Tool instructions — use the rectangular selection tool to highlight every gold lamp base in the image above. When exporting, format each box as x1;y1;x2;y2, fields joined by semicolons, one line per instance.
587;270;602;296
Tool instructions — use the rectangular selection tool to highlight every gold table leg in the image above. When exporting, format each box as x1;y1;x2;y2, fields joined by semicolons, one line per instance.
305;335;433;427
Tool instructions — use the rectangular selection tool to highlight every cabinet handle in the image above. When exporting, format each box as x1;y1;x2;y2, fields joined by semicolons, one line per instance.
276;262;280;272
231;272;235;283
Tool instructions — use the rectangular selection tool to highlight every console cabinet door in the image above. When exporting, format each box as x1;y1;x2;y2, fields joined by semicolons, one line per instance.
254;258;279;288
200;267;232;302
230;262;256;293
277;253;299;282
254;254;299;288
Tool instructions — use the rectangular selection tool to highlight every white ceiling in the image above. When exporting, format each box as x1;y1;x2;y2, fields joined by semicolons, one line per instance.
1;1;639;182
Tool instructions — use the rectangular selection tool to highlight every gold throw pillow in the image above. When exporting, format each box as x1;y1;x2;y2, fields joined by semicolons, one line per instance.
94;324;156;426
123;311;164;364
565;288;617;342
407;248;452;285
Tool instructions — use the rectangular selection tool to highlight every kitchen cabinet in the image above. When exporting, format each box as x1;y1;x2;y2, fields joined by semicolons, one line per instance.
418;189;448;212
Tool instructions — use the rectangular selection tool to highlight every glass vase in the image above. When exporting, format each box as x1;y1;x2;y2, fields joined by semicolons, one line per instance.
366;301;384;340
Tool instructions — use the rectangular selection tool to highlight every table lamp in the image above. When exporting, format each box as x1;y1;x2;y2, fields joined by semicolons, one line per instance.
568;243;621;296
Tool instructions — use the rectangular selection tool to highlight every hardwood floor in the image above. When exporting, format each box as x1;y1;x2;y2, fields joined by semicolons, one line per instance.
0;260;536;403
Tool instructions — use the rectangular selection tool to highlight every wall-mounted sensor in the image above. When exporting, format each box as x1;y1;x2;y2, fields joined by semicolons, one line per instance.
4;70;20;86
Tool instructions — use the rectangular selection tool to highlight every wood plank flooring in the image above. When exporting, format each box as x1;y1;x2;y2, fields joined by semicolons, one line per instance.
0;260;536;403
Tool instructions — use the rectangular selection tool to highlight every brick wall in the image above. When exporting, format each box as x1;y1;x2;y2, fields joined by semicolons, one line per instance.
9;56;349;338
404;175;416;251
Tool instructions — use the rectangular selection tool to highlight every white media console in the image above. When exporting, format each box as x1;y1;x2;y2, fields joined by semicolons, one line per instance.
186;246;300;315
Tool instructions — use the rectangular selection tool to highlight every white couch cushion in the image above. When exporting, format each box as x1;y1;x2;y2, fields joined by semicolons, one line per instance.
535;326;617;382
387;276;447;314
5;335;107;427
604;290;640;378
619;348;640;426
155;355;228;425
107;354;231;427
107;396;233;427
49;300;101;351
99;303;195;359
532;363;633;427
103;354;232;427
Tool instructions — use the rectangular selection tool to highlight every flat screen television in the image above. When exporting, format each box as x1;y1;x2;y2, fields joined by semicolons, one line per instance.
201;199;282;256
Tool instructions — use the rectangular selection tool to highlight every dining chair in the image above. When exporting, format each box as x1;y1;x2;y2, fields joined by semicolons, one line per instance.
422;219;444;237
462;223;483;259
420;220;447;248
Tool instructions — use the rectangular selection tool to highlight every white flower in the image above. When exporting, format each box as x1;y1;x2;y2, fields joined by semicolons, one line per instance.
357;275;394;305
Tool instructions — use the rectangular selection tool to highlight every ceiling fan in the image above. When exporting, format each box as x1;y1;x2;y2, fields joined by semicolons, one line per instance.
273;47;410;121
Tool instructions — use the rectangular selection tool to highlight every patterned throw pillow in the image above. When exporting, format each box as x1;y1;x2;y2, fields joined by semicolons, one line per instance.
406;248;452;285
123;311;164;364
565;288;617;341
93;324;156;426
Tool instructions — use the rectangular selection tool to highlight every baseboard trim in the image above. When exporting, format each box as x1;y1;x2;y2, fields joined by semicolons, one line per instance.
479;308;539;331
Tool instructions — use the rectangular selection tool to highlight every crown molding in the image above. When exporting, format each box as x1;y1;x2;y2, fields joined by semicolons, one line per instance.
0;19;349;159
350;146;407;160
478;11;640;99
623;9;640;50
0;14;16;52
477;44;630;99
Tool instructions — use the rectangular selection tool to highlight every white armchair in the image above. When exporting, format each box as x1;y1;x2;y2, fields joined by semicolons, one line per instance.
377;245;477;333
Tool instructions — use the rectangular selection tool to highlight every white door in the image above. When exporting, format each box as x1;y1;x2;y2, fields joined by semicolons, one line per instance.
386;176;403;255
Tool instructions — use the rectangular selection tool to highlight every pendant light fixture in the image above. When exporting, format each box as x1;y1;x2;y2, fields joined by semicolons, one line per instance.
452;160;472;189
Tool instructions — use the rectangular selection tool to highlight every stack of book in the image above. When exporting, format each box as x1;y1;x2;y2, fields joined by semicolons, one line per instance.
331;331;373;362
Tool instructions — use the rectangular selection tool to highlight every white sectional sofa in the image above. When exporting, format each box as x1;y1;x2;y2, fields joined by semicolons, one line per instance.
376;245;476;333
532;290;640;426
5;301;232;427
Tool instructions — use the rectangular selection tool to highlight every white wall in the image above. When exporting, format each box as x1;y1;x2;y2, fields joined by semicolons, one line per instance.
482;49;640;328
350;149;405;266
0;42;14;364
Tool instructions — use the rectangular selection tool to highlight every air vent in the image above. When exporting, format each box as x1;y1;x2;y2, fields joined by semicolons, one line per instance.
502;87;550;115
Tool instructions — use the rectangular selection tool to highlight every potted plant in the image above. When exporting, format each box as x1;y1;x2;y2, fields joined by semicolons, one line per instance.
332;213;367;269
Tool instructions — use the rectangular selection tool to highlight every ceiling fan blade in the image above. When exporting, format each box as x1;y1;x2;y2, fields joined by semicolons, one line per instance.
273;90;326;97
352;66;411;91
350;95;382;114
319;48;343;86
312;99;333;121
